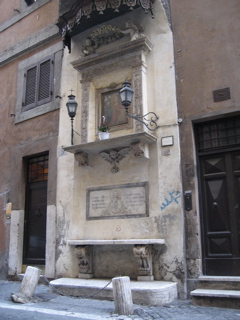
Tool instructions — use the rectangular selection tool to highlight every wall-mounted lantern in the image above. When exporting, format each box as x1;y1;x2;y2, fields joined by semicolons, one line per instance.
66;93;78;145
119;81;160;131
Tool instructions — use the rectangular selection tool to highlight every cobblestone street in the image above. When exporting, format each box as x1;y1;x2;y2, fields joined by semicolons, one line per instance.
0;281;240;320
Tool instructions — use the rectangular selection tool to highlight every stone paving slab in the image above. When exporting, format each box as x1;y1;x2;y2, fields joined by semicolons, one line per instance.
1;280;240;319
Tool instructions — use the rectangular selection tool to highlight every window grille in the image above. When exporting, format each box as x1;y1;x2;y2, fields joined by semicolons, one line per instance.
195;116;240;152
27;154;48;183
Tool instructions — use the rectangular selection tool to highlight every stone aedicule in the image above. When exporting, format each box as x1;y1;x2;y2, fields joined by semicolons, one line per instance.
70;36;152;142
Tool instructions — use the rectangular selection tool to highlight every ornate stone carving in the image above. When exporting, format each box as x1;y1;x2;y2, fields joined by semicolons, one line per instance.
99;148;130;173
75;245;93;278
133;71;144;132
82;25;124;56
121;20;144;42
81;22;145;56
81;81;90;143
81;54;142;82
133;244;153;277
75;152;89;166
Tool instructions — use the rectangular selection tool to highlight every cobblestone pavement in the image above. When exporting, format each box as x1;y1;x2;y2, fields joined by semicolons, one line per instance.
0;280;240;320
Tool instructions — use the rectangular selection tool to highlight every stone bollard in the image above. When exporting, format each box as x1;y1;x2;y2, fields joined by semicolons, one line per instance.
112;276;133;315
20;266;41;297
12;266;41;303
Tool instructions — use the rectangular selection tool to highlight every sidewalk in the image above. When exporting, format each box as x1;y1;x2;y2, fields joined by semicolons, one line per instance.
0;280;240;320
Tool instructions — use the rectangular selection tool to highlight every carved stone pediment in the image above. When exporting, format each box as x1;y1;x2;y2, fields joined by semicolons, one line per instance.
81;22;145;57
72;36;153;77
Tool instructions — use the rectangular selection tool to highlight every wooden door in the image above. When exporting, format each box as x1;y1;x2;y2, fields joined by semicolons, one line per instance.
199;151;240;275
23;154;48;265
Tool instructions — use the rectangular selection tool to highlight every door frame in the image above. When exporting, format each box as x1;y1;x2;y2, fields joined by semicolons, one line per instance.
23;153;49;265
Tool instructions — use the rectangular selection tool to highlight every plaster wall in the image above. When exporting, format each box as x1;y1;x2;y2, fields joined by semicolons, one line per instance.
56;1;186;297
170;0;240;285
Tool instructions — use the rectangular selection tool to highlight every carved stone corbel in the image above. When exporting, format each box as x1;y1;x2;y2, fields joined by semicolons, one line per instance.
75;152;89;166
74;245;93;279
133;244;154;281
130;142;149;159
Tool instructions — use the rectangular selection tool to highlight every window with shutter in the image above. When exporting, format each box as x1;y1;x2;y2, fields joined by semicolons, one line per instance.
23;55;53;112
25;66;37;107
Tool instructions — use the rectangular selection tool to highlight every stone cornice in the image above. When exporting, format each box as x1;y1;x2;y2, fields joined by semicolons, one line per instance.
71;36;152;76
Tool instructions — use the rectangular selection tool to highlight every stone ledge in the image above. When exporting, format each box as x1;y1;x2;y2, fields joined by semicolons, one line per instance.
63;132;157;155
198;276;240;282
67;239;165;246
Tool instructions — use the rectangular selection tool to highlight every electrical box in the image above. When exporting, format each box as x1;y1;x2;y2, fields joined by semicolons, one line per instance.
184;191;192;211
6;202;12;219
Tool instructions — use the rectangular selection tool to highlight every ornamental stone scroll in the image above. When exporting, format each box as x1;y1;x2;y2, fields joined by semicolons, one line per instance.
74;245;93;279
133;244;154;281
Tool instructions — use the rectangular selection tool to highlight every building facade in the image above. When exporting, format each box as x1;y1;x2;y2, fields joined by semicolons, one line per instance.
1;0;239;300
170;0;240;293
0;0;61;278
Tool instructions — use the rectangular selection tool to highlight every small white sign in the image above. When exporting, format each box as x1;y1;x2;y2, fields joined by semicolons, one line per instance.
161;136;174;147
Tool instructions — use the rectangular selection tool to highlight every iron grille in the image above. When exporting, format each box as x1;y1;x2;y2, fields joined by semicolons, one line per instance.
27;154;49;183
196;116;240;152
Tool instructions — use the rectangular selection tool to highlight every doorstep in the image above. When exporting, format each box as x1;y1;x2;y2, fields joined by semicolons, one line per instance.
50;278;178;306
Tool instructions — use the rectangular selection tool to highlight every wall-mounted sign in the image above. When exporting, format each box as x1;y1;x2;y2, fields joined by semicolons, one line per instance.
161;136;174;147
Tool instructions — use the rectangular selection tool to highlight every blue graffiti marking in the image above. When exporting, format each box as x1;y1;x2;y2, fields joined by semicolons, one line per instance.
160;191;181;211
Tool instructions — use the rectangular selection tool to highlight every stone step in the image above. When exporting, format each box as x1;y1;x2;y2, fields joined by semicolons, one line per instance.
50;278;178;306
190;289;240;309
197;276;240;290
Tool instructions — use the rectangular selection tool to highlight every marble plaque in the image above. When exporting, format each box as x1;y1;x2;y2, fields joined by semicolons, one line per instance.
86;182;149;220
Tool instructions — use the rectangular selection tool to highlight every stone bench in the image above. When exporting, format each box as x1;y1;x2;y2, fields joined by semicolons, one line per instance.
67;239;165;281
